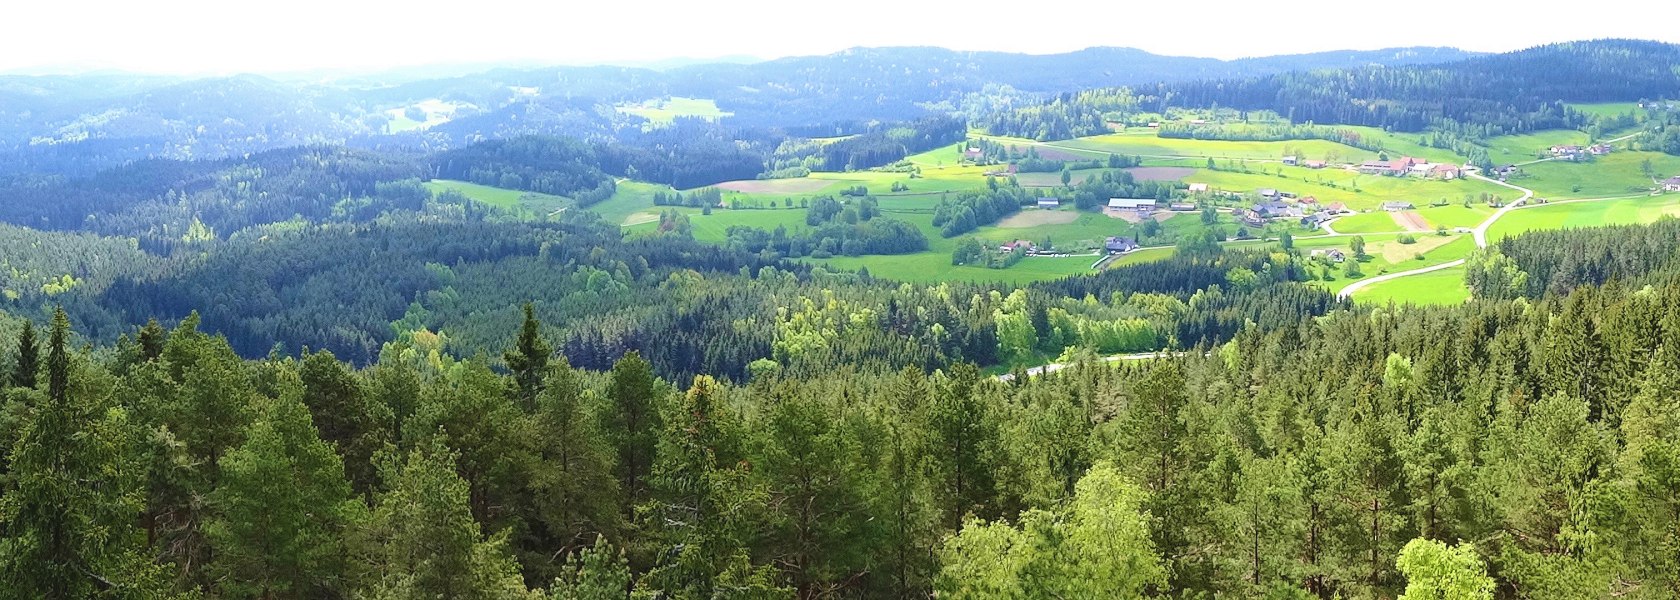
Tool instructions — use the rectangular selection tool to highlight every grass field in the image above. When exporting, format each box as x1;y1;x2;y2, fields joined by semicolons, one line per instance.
812;254;1101;284
1486;194;1680;241
616;97;732;127
1511;151;1680;199
1481;130;1592;166
1329;211;1403;234
1191;167;1507;212
1052;132;1387;163
1569;102;1643;120
1352;265;1471;306
424;180;571;215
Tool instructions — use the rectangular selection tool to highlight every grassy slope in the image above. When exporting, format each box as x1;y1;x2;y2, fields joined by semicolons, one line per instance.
1512;151;1680;199
1487;194;1680;241
615;97;732;126
424;180;571;214
1352;265;1471;306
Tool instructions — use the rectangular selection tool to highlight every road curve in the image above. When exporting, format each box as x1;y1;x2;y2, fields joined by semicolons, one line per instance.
1337;169;1534;300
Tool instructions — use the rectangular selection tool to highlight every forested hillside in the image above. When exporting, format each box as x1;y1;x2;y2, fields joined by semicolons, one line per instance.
5;222;1680;597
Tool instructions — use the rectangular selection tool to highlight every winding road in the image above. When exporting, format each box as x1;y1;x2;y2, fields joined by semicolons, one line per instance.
1335;169;1534;299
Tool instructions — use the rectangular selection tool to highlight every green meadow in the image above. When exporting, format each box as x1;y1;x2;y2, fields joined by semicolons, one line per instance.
424;180;571;215
615;97;733;127
1512;151;1680;199
1190;167;1508;212
1481;130;1594;166
1351;265;1472;306
1486;194;1680;241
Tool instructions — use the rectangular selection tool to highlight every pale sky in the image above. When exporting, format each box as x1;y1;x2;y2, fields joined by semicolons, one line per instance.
7;0;1677;75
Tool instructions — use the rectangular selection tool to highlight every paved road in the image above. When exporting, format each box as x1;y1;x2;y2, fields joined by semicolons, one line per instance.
1337;169;1535;299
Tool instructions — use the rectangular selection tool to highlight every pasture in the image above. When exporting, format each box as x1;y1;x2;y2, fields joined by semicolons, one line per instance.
587;180;682;226
1191;166;1508;212
424;180;570;215
1486;194;1680;241
1511;151;1680;199
1351;265;1472;306
615;97;733;127
1052;132;1386;163
1480;130;1592;166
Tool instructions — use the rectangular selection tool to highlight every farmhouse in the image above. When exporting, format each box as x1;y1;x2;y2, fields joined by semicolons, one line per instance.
1297;196;1319;205
1550;145;1584;157
963;147;983;160
1168;202;1197;212
1257;188;1280;199
1382;201;1416;211
1107;198;1157;215
999;240;1037;253
1282;156;1299;166
1236;209;1266;228
1359;157;1419;176
1303;160;1327;169
1310;248;1348;262
1589;144;1613;155
1665;177;1680;192
1301;213;1334;228
1036;197;1061;209
1326;202;1349;214
1187;183;1209;193
1429;164;1462;180
1105;236;1139;254
1252;201;1298;218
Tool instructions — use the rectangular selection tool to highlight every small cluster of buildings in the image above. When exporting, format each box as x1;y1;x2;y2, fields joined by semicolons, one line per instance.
1357;156;1462;179
1309;248;1347;263
1104;236;1139;254
1232;189;1349;228
1549;144;1613;161
1281;156;1327;168
1664;177;1680;192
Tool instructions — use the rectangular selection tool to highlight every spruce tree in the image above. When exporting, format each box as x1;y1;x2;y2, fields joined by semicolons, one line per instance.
504;302;551;412
0;310;168;599
10;320;36;389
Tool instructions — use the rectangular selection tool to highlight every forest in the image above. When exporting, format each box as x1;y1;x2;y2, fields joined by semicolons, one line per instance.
5;216;1680;598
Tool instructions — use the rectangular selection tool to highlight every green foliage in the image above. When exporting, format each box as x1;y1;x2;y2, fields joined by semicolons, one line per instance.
1395;539;1493;600
356;438;537;599
936;462;1164;598
206;394;362;599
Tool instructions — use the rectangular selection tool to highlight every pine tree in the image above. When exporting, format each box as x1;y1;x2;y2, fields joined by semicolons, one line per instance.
505;302;551;412
528;358;620;568
137;317;166;362
549;538;631;600
355;439;535;600
206;395;362;599
10;321;36;389
604;351;661;516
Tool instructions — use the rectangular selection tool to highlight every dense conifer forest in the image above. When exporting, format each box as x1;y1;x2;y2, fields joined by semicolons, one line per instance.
6;223;1680;597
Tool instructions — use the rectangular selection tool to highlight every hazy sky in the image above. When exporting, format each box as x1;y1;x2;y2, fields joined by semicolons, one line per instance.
7;0;1677;75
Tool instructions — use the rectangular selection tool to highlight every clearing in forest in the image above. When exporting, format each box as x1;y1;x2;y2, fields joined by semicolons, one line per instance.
996;210;1079;228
